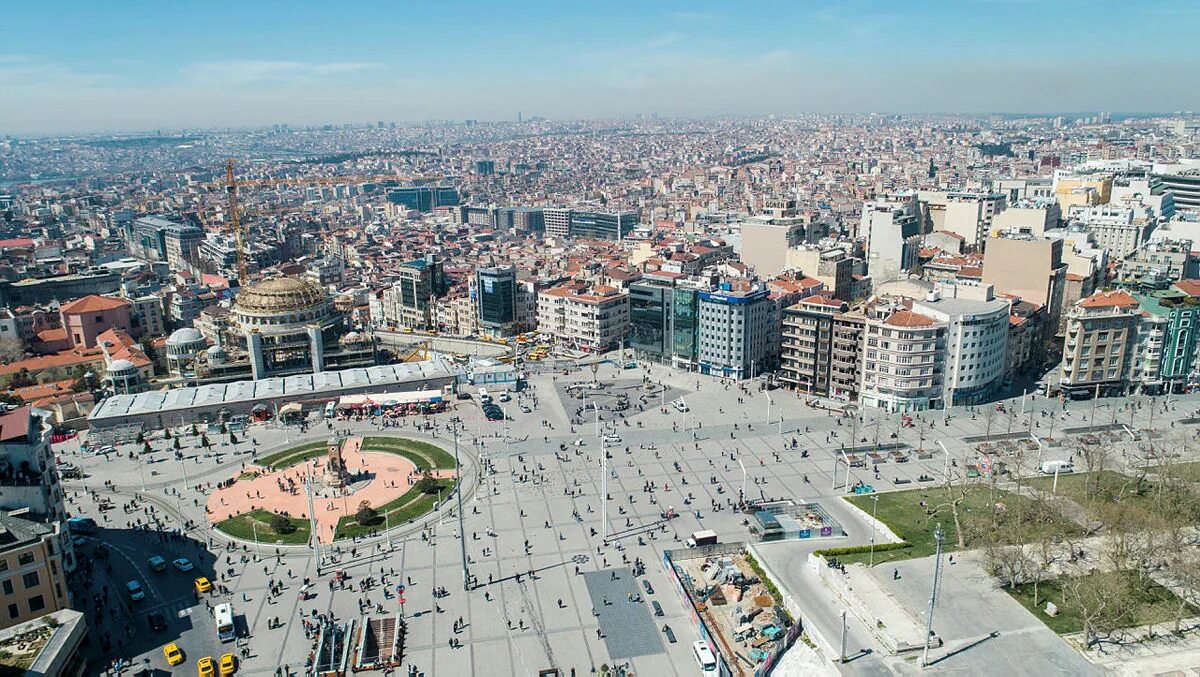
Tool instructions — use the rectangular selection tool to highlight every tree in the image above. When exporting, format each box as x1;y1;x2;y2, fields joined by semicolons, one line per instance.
355;502;379;526
199;434;210;448
414;474;441;495
173;437;181;450
1061;569;1132;649
229;433;238;445
142;442;152;456
0;338;24;363
269;514;297;535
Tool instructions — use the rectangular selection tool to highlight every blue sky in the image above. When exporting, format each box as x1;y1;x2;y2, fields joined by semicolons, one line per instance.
2;0;1199;133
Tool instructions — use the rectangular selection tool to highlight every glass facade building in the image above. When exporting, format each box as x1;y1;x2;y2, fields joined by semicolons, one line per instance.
476;266;516;336
387;186;461;212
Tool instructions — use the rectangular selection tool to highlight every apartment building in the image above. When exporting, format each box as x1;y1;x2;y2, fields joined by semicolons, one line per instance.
1118;239;1197;292
0;514;71;631
1135;281;1200;393
536;284;629;353
381;255;446;331
859;301;947;412
1060;290;1142;397
982;234;1067;346
861;195;923;284
739;218;807;277
780;295;848;397
989;199;1061;238
1073;204;1157;258
918;191;1007;250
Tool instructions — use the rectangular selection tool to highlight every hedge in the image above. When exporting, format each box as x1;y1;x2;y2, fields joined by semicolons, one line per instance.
812;542;912;558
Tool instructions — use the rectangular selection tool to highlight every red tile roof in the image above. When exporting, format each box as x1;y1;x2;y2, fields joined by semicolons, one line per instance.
1079;290;1138;309
1174;280;1200;297
0;407;31;442
884;310;938;328
60;295;130;314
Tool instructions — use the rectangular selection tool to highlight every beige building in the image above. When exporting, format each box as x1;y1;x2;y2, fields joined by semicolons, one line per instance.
0;514;71;631
919;191;1007;250
989;200;1061;238
739;219;806;277
786;246;854;301
1054;174;1112;208
543;208;571;238
1060;290;1142;397
982;235;1067;346
536;284;629;352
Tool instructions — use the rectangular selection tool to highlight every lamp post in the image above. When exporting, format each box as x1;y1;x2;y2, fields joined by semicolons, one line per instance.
451;418;469;590
921;523;945;667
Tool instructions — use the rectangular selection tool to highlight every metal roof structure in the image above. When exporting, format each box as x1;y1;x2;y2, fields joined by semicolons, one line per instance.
88;358;458;427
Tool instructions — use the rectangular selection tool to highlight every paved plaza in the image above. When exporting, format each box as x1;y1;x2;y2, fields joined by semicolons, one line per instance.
58;356;1200;676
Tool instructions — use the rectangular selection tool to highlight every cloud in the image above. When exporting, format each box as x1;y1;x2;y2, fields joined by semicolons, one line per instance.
180;60;382;87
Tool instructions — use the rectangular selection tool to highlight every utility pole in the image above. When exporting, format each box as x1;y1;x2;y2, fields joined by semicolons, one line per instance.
921;523;945;667
452;418;470;590
305;460;322;574
601;445;608;542
840;610;847;663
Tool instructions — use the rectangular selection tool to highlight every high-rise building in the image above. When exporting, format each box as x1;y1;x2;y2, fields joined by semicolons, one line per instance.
861;195;923;284
475;266;517;338
382;254;446;330
386;186;460;212
696;285;777;380
982;234;1067;347
569;210;639;241
474;160;496;175
543;208;571;238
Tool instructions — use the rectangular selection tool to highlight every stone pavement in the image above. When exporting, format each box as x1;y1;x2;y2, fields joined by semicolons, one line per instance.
57;358;1200;676
583;568;664;659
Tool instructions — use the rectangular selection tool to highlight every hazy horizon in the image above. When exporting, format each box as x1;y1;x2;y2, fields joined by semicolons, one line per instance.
3;0;1200;135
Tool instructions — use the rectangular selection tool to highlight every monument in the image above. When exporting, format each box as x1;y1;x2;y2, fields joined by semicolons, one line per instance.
324;437;349;489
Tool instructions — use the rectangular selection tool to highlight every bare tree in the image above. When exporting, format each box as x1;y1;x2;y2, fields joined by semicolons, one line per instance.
0;338;23;363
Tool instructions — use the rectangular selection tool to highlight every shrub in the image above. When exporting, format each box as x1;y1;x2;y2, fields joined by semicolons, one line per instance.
269;514;296;534
356;504;380;526
415;475;441;495
813;542;911;558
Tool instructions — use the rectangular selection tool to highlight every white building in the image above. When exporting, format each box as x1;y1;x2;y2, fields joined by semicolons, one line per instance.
912;283;1011;406
859;299;947;413
536;284;629;353
861;195;923;285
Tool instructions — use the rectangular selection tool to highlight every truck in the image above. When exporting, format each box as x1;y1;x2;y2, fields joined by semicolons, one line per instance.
686;530;718;548
1040;460;1075;475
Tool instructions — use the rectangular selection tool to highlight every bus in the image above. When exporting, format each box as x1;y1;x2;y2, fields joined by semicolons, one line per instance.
214;603;236;643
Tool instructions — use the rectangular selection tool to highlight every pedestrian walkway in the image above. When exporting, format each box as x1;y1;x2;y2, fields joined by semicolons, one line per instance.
583;568;663;659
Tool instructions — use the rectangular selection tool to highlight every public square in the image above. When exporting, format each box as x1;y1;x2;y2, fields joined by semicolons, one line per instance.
61;355;1200;676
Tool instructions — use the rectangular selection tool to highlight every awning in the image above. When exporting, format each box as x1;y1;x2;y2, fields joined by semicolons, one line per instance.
278;402;303;415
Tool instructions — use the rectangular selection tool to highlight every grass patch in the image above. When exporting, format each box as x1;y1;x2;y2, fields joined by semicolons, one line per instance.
216;509;311;545
1148;460;1200;484
255;441;330;469
1006;571;1198;635
360;436;456;470
1026;470;1200;527
334;478;455;540
840;485;1083;566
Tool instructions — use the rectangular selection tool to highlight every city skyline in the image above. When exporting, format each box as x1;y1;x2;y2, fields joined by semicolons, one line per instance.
3;0;1200;134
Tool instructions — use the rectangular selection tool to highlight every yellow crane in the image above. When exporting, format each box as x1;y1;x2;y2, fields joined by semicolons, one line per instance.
201;159;445;283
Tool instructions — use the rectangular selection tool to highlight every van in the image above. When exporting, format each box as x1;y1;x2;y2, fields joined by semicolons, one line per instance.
692;640;718;673
478;388;491;403
324;401;336;418
1040;460;1075;475
686;530;718;548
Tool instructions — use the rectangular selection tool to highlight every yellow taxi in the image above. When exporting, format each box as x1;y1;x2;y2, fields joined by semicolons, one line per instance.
163;643;184;666
194;576;213;594
219;653;237;675
197;656;215;677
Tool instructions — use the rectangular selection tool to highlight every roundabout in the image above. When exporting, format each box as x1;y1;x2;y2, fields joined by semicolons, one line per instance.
208;435;459;544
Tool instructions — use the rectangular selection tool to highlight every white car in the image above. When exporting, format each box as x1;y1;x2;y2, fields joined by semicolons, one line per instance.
672;400;689;412
603;434;622;444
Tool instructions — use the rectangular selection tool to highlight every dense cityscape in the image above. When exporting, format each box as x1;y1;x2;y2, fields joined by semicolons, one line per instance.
4;3;1200;677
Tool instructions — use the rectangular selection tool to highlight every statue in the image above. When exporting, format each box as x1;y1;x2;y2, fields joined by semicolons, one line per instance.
324;437;347;489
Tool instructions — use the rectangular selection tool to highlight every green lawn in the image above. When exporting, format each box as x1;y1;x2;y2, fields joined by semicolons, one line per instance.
334;478;455;540
360;436;457;470
1006;571;1197;635
255;441;331;469
1148;461;1200;483
215;509;311;545
839;484;1082;566
1025;470;1200;526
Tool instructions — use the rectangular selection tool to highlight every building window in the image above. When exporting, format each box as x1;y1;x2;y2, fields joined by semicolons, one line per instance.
22;571;39;589
1;580;11;595
17;553;33;566
28;595;45;613
6;604;17;620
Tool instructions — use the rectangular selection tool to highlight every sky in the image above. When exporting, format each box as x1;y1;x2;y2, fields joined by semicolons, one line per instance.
2;0;1199;135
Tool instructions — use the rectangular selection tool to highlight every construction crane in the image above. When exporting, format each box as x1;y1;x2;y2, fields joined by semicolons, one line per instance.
202;159;446;283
